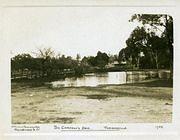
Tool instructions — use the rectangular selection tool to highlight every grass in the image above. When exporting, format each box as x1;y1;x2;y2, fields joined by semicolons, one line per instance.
12;79;173;100
126;79;173;87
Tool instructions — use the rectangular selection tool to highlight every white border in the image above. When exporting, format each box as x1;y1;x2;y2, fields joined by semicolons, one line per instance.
0;0;180;139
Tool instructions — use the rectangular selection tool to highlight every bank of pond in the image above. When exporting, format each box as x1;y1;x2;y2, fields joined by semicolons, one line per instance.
11;70;172;88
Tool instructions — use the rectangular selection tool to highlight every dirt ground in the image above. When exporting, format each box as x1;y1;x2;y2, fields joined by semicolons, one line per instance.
11;79;173;124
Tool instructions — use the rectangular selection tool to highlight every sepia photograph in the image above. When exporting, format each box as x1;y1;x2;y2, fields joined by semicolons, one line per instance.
8;7;173;124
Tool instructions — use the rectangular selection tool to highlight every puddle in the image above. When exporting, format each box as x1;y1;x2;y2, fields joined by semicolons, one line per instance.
38;117;75;123
28;101;44;105
39;109;57;112
165;103;173;105
83;94;111;100
70;112;82;115
21;105;27;109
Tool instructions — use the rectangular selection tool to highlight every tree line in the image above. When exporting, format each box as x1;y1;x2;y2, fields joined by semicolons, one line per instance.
11;49;113;79
11;14;173;79
118;14;173;71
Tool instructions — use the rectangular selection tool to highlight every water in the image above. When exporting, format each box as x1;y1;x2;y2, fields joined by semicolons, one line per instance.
51;71;170;88
52;72;127;88
51;72;134;88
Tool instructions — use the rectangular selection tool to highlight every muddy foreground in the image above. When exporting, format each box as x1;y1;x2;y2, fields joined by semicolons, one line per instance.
11;79;173;124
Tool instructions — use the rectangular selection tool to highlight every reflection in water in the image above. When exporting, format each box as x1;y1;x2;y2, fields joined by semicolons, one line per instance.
51;71;170;88
52;72;126;88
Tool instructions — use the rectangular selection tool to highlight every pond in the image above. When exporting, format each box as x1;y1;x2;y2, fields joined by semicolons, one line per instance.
51;71;170;88
52;72;126;88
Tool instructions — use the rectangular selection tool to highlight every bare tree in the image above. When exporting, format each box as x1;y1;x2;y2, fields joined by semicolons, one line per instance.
33;47;55;77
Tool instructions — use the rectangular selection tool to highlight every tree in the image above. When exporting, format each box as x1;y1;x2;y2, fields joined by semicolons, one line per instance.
80;56;91;73
119;14;173;71
130;14;173;74
87;56;96;66
109;54;118;64
76;54;81;62
95;51;109;69
11;53;34;79
124;27;148;69
34;48;55;77
11;53;32;71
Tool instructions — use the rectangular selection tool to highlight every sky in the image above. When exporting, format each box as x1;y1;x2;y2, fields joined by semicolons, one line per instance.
3;7;139;58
